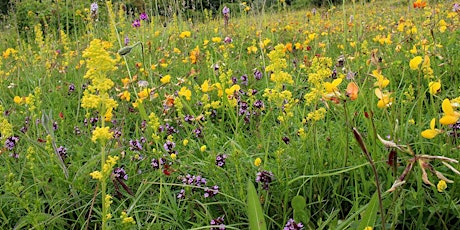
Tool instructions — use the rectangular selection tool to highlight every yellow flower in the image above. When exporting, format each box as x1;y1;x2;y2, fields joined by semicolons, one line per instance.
371;70;390;88
409;45;418;54
170;153;177;160
364;227;373;230
200;145;207;152
421;118;441;139
138;88;150;100
247;45;258;54
173;48;181;54
428;81;441;95
91;126;113;143
160;75;171;84
375;88;393;108
254;158;262;167
201;80;211;93
178;87;192;101
13;96;23;104
438;20;447;33
183;139;189;146
2;48;18;59
212;37;221;43
409;56;423;70
324;78;342;93
179;31;191;38
120;211;136;224
104;108;113;122
437;180;447;192
119;91;131;102
225;84;240;96
90;171;103;180
121;77;130;88
440;99;460;125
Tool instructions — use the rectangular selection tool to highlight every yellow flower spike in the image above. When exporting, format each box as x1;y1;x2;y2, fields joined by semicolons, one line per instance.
409;56;423;70
440;99;460;125
374;88;393;108
90;171;103;180
371;70;390;88
428;81;441;95
91;126;114;143
421;118;441;139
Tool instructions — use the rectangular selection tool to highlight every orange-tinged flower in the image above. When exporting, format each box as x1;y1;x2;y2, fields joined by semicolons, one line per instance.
440;99;460;125
421;118;441;139
121;77;130;88
375;88;393;108
413;0;426;8
346;82;359;100
119;90;131;102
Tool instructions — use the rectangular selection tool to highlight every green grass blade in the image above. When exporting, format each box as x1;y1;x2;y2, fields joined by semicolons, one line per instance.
247;180;267;230
357;192;379;230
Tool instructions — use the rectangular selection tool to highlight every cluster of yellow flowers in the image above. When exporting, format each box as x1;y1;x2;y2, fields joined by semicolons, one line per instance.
0;105;13;142
90;155;119;180
304;56;332;105
81;39;120;124
422;98;460;139
265;44;294;89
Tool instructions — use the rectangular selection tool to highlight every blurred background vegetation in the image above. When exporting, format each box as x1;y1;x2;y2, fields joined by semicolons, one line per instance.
0;0;360;34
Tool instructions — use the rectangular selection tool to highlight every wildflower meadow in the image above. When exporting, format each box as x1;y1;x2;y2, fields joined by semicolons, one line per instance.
1;0;460;229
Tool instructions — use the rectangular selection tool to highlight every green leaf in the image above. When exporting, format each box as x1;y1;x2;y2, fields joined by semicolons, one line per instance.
247;180;267;230
291;195;306;210
292;195;310;225
357;192;379;230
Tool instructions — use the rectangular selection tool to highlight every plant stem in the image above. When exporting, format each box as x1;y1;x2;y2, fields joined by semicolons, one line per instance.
352;127;386;229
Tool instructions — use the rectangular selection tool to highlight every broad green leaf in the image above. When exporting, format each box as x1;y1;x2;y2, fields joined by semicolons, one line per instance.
291;195;306;210
357;192;379;230
292;195;310;225
247;180;267;230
